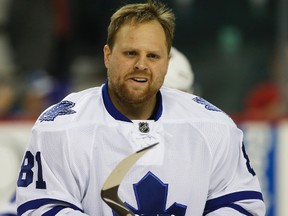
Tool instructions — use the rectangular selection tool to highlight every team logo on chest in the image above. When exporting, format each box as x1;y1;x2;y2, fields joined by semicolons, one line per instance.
113;171;187;216
138;122;150;133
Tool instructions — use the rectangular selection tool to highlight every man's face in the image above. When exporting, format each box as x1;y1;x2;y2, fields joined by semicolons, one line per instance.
104;20;170;105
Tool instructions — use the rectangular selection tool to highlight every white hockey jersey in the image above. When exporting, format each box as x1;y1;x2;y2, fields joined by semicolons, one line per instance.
16;82;266;215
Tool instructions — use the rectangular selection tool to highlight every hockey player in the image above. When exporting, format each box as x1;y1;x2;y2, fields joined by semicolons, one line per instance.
0;48;193;216
16;0;266;215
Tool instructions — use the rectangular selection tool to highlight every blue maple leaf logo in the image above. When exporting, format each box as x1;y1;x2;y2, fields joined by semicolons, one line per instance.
39;100;76;122
192;97;222;112
113;171;187;216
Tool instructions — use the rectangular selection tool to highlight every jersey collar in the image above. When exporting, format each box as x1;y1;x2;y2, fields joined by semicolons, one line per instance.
102;81;163;122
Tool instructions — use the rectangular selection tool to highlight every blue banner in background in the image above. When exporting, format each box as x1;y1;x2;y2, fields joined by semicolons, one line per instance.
240;122;276;216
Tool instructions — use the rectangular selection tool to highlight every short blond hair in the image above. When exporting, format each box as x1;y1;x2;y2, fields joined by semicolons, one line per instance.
107;0;175;52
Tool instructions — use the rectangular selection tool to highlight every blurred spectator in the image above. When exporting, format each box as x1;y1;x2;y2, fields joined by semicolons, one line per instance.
1;0;76;119
0;75;15;118
241;81;282;121
237;42;288;122
9;2;72;81
18;71;54;120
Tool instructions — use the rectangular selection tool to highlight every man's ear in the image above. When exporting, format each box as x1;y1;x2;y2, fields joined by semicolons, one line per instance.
103;45;111;68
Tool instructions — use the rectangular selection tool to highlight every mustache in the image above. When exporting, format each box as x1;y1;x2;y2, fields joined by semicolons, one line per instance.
127;70;150;76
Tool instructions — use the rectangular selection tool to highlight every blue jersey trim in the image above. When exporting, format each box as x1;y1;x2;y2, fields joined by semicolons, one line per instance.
17;198;83;215
226;204;253;216
102;81;131;122
42;206;66;216
203;203;253;216
152;92;162;121
102;81;163;122
204;191;263;214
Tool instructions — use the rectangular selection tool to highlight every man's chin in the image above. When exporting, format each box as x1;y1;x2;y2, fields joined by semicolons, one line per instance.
118;86;157;104
124;96;147;105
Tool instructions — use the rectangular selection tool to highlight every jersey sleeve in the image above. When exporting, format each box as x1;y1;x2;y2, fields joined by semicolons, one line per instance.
16;127;89;216
203;124;266;215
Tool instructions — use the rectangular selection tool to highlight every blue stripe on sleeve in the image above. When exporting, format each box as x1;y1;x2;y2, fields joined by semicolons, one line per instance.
42;206;67;216
17;198;83;215
226;204;253;216
204;191;263;215
204;203;253;216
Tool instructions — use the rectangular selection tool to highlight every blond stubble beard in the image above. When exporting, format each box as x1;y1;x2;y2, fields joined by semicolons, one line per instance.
110;81;158;105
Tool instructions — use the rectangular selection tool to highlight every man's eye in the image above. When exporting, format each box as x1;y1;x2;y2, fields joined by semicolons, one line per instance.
147;54;159;59
126;51;136;56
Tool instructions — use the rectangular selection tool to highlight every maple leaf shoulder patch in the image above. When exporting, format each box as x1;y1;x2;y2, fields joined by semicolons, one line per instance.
192;97;222;112
39;100;76;122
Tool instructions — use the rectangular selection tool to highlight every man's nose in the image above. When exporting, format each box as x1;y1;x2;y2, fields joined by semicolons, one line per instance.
134;57;148;71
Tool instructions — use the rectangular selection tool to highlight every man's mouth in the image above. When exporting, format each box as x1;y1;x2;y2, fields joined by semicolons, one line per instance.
132;77;147;82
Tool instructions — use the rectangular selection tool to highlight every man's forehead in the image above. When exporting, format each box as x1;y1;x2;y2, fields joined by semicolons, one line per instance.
114;22;168;52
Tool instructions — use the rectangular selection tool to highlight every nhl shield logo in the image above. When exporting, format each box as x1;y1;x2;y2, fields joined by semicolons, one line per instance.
138;122;150;133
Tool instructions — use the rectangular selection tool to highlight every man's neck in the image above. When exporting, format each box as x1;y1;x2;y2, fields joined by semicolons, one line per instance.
111;95;157;120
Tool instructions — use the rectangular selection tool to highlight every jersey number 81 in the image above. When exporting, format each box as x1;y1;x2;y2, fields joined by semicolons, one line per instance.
17;151;47;189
